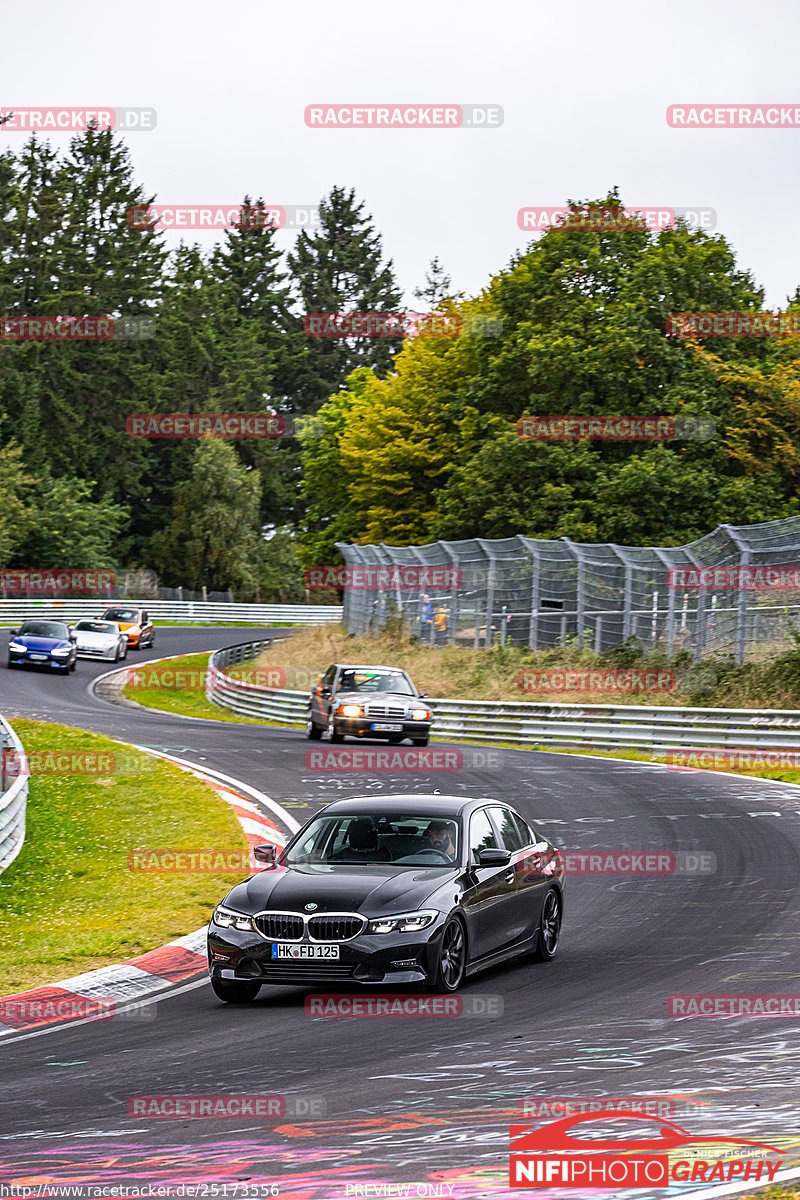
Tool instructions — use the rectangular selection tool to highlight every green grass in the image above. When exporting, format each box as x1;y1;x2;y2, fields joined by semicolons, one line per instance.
122;651;270;724
0;719;250;992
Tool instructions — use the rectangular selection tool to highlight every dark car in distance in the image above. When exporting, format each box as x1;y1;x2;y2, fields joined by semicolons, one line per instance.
207;793;565;1002
7;620;78;672
307;663;431;746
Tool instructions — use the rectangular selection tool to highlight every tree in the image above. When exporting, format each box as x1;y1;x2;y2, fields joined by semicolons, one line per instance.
413;256;452;307
149;439;263;592
11;473;126;567
287;186;403;415
0;442;32;568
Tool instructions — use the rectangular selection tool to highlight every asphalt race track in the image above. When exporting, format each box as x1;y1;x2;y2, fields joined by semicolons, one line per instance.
2;626;800;1197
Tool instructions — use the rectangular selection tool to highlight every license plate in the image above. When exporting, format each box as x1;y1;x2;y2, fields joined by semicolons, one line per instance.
371;722;403;732
29;654;48;661
271;944;340;960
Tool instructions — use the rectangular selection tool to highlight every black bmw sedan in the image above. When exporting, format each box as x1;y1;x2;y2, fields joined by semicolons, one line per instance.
207;794;565;1001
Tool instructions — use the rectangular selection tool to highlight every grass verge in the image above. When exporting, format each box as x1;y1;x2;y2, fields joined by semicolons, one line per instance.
0;719;249;992
121;652;270;724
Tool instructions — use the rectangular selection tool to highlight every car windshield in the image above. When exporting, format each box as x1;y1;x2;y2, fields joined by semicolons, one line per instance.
103;609;138;622
76;621;115;633
285;813;460;866
18;621;69;639
338;670;414;696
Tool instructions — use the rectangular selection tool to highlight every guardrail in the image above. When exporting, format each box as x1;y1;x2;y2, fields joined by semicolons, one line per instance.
206;640;800;752
0;716;28;874
0;600;342;626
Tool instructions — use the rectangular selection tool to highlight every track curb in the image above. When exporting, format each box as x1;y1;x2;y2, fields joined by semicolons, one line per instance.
0;743;298;1039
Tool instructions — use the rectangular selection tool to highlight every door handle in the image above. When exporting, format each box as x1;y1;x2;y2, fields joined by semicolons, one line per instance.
504;869;516;884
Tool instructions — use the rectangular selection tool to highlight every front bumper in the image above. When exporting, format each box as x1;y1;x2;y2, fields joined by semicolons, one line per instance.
9;651;72;669
332;716;431;741
76;645;118;659
207;920;446;987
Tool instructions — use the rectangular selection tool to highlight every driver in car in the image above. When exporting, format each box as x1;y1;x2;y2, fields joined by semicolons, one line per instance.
424;819;457;860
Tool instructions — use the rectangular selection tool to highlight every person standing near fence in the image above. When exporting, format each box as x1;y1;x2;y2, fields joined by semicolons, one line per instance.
420;593;433;642
434;601;447;647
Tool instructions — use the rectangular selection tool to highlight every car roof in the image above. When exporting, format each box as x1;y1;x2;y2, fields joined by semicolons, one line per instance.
315;794;500;818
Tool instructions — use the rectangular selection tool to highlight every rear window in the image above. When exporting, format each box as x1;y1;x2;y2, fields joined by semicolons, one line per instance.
103;608;138;622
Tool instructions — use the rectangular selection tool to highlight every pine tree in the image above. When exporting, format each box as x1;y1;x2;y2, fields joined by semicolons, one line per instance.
413;256;452;308
287;186;403;415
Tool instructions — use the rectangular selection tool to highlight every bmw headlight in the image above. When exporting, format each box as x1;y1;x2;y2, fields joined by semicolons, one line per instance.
212;905;255;931
339;703;362;717
366;910;438;934
8;641;26;652
51;647;71;657
410;708;430;721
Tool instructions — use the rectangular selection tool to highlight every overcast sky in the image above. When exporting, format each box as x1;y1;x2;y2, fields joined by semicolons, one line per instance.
3;0;799;308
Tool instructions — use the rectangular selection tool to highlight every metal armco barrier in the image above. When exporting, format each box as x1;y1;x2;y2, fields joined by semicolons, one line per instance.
205;642;800;752
0;716;28;874
0;600;342;625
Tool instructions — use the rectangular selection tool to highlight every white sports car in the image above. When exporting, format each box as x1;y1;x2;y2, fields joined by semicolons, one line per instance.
71;619;128;661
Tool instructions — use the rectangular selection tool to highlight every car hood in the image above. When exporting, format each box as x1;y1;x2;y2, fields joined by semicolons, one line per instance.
75;631;116;645
335;689;418;709
14;635;69;649
226;863;457;916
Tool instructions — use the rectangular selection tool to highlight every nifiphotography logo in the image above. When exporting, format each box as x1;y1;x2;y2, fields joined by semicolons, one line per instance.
509;1111;784;1188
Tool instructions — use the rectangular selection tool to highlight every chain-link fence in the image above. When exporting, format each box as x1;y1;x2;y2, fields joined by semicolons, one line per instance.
336;516;800;664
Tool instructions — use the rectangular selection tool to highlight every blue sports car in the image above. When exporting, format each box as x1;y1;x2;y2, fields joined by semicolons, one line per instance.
7;620;78;673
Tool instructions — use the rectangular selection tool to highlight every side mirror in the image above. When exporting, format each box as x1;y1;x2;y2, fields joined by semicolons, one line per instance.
477;847;511;867
9;629;18;636
69;634;78;643
253;843;277;866
418;692;428;699
320;685;331;695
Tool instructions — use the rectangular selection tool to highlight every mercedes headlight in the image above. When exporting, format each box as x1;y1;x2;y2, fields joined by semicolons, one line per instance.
410;708;430;721
8;641;25;652
366;910;438;934
339;703;362;717
212;905;255;931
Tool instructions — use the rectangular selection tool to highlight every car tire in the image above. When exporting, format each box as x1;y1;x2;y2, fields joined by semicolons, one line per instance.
532;888;562;962
148;632;155;648
210;976;262;1004
114;645;121;662
327;714;344;743
307;716;323;740
69;660;76;672
121;645;128;660
412;737;429;747
430;916;467;993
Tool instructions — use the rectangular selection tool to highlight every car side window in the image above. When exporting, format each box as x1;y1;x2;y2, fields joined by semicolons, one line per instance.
469;809;498;865
322;665;336;686
511;811;535;847
142;612;149;623
488;807;524;852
